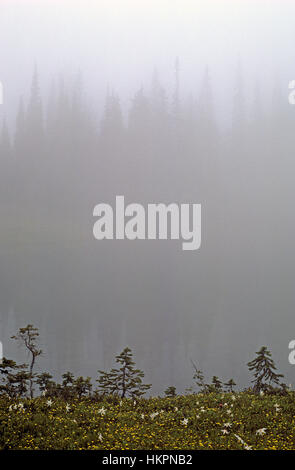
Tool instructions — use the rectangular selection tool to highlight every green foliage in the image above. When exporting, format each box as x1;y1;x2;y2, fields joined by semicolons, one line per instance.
164;386;177;397
96;369;121;397
11;325;42;398
97;347;151;398
36;373;59;397
74;376;92;399
224;379;236;393
35;372;93;400
191;361;226;394
211;376;223;392
1;324;288;409
1;328;294;451
247;346;285;394
190;360;209;393
59;372;75;399
0;357;29;398
1;392;295;450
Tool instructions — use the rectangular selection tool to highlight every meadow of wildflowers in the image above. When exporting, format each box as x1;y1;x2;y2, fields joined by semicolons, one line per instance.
1;392;295;450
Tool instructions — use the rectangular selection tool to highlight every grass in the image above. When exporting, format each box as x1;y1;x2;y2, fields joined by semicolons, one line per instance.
1;392;295;450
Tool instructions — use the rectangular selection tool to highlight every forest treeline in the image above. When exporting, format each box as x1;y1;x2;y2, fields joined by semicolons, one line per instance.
0;325;288;400
0;65;294;214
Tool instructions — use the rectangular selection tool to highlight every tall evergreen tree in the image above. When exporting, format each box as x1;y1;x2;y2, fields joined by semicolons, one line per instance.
247;346;284;394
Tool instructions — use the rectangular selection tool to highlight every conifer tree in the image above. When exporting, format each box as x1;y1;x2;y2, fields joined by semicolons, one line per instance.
11;324;42;398
60;372;76;399
211;376;223;392
247;346;284;394
74;376;92;398
0;358;29;398
164;386;177;397
96;368;120;396
224;378;236;393
97;347;151;398
191;360;209;393
36;372;58;396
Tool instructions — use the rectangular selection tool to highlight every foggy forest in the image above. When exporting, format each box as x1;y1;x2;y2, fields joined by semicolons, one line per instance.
0;61;294;394
0;1;295;397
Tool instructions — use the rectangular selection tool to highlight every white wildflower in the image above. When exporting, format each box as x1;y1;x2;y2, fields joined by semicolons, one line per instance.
66;403;71;412
98;406;106;416
46;399;53;407
234;434;252;450
221;429;229;435
150;411;159;419
181;418;188;425
256;428;267;436
224;422;232;428
98;433;103;442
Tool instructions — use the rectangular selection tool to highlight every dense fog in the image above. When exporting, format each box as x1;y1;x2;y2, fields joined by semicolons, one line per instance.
0;0;295;393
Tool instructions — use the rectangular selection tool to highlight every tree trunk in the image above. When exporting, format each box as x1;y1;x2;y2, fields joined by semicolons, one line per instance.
29;354;35;398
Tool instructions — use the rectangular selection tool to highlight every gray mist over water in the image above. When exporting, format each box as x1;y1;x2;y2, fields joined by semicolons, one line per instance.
0;0;295;394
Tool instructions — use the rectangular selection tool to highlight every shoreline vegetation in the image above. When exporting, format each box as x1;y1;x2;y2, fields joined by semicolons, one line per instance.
0;325;293;450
